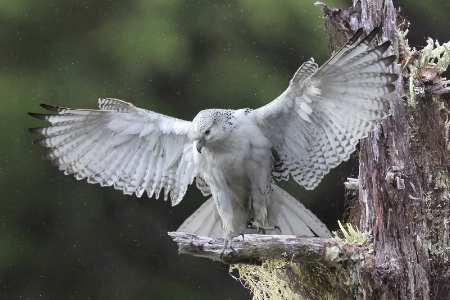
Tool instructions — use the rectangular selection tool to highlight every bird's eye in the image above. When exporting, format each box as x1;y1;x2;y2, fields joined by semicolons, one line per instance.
205;129;211;135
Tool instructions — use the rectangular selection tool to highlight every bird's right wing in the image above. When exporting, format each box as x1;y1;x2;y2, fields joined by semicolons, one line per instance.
29;98;196;205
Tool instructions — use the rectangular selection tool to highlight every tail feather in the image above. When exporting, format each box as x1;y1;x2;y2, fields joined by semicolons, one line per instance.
177;198;224;238
269;184;331;237
177;183;331;238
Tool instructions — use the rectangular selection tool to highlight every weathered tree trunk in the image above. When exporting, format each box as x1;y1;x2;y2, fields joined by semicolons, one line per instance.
349;0;450;299
170;0;450;299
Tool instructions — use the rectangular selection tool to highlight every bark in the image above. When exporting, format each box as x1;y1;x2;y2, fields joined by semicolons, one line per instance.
169;232;360;265
170;0;450;299
169;231;380;298
350;0;450;299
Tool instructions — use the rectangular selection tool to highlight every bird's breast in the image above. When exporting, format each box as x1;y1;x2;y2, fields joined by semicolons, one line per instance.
198;122;272;190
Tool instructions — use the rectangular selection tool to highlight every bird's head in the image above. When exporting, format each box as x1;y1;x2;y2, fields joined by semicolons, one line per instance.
190;109;234;153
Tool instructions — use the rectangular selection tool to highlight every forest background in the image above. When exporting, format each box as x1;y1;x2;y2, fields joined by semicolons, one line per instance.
1;0;449;298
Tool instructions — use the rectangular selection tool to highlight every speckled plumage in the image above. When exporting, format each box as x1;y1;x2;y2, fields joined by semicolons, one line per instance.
30;27;398;245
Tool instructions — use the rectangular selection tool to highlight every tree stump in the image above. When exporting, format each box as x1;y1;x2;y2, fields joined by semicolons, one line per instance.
170;0;450;298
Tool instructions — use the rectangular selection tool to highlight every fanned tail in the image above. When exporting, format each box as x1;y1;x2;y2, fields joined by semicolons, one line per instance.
177;198;224;238
267;183;331;237
177;183;330;238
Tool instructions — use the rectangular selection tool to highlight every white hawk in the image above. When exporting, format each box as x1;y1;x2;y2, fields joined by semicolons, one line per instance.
29;27;397;252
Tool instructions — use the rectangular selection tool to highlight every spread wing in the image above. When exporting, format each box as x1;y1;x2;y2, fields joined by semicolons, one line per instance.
29;98;196;205
253;27;398;189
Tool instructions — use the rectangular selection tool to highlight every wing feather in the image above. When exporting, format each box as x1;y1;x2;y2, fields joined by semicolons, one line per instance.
253;27;398;189
29;98;196;205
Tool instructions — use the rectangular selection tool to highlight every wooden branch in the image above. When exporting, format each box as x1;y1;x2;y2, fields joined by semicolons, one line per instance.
169;232;389;298
168;232;373;266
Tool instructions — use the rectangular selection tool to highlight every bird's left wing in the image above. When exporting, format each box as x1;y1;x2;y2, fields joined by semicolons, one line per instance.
29;98;196;205
252;27;398;189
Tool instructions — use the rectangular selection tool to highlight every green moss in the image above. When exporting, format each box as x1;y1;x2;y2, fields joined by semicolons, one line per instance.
333;221;372;252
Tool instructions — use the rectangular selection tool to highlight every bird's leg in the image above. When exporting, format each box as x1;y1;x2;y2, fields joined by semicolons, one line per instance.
220;238;229;260
220;232;241;260
247;218;281;234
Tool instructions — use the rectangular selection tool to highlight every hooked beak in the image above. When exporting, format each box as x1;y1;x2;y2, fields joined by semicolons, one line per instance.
196;140;205;153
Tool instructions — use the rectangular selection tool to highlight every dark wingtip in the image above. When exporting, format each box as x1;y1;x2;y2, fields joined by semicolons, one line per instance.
31;138;47;146
384;55;397;65
28;127;43;134
392;73;399;81
382;40;392;48
349;28;364;44
28;112;48;120
386;83;397;93
40;103;62;112
363;27;380;43
373;41;392;55
383;73;399;83
371;26;381;34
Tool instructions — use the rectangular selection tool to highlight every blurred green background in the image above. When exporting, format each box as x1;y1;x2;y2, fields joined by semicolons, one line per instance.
1;0;449;299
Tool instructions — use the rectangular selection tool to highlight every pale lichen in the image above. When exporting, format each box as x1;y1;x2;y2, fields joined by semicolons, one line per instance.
419;38;450;74
398;29;450;107
230;259;300;300
230;256;342;300
229;223;375;299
